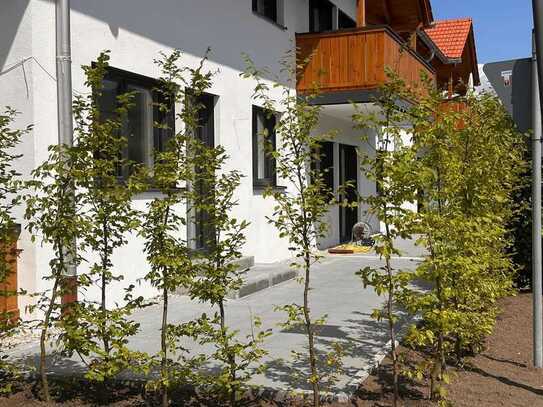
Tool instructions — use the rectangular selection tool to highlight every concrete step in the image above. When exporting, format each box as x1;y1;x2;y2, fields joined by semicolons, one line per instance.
228;262;298;299
175;257;299;298
229;256;255;272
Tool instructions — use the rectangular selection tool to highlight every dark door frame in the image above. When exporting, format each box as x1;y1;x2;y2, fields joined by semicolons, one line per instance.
339;143;358;243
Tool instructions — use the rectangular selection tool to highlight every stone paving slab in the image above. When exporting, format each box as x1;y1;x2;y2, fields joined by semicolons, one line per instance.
10;255;421;398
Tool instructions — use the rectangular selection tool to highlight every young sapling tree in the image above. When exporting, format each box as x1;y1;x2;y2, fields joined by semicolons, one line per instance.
353;73;420;407
59;52;148;385
243;53;342;407
0;108;30;394
138;49;214;407
25;127;87;403
398;88;525;401
187;136;270;406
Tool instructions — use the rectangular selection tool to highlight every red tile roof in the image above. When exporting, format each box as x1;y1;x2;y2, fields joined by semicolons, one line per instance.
423;18;473;60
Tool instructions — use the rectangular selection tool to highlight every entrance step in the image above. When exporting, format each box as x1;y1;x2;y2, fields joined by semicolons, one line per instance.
230;256;255;272
175;257;299;298
229;262;298;299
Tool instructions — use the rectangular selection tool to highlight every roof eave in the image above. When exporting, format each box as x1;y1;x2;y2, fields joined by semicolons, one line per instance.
417;28;461;65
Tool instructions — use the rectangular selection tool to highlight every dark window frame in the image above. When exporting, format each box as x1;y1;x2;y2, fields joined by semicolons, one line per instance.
252;105;277;188
252;0;277;22
311;141;335;197
95;65;175;180
252;0;286;29
338;9;356;29
309;0;356;33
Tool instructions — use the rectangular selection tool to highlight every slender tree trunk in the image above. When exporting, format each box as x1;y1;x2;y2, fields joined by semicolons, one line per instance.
101;219;110;357
454;294;462;363
303;251;320;407
100;247;110;404
429;168;447;401
436;174;447;381
381;120;399;406
425;236;446;403
219;299;237;407
292;139;320;407
434;335;446;401
437;279;446;374
161;282;169;407
453;136;471;364
383;207;399;406
101;270;109;352
158;205;171;407
385;255;399;406
39;275;60;403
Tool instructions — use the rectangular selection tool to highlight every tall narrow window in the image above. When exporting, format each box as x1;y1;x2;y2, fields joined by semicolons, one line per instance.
96;66;174;179
252;105;277;188
253;0;278;23
193;93;216;252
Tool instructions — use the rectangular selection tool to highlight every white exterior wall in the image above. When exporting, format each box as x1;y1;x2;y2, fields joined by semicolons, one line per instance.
0;0;37;315
376;127;419;233
0;0;376;312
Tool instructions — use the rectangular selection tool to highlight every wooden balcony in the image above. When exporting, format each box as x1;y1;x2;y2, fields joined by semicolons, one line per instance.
296;26;435;97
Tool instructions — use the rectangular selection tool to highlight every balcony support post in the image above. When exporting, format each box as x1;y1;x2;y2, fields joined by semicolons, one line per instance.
357;0;366;28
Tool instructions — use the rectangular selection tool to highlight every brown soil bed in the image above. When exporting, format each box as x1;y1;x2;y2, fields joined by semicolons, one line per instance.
1;293;541;406
350;292;543;407
444;293;543;407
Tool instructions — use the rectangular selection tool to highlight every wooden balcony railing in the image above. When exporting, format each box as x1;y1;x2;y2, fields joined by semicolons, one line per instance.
296;26;435;95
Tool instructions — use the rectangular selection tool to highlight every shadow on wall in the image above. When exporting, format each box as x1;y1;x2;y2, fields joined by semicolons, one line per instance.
0;0;31;70
43;0;296;82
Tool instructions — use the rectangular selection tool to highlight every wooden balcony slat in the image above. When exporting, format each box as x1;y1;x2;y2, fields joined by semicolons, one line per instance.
296;27;435;95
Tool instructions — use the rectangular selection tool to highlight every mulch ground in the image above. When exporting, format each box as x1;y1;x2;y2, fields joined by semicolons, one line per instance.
1;293;541;406
348;292;543;407
444;293;543;407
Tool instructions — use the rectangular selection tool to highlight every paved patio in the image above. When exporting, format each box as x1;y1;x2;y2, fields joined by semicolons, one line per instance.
11;253;421;398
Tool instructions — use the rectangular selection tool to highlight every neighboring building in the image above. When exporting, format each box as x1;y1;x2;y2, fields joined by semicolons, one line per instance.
483;59;533;133
0;0;479;317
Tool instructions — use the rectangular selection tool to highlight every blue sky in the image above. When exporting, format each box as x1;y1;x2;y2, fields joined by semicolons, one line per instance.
432;0;533;63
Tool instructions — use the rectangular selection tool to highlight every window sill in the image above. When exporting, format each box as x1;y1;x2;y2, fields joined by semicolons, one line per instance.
253;184;287;193
132;186;186;200
252;11;287;31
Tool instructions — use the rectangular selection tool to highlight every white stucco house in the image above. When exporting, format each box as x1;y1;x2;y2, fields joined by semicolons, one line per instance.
0;0;479;318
